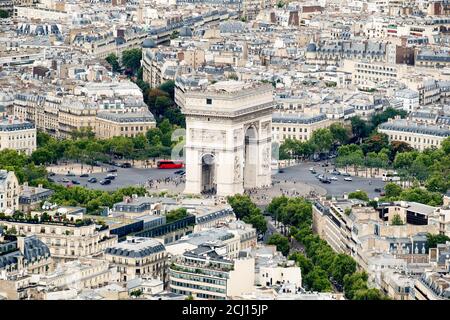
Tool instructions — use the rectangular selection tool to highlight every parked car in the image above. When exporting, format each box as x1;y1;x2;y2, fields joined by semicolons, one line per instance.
88;178;97;183
66;172;75;177
121;162;132;168
380;192;386;196
107;168;118;173
80;173;89;178
310;169;317;174
174;170;184;174
100;179;111;185
374;188;382;193
330;176;338;181
60;178;70;183
105;176;115;180
321;178;331;184
344;177;353;181
278;169;284;173
331;169;340;175
48;172;55;177
71;180;80;185
342;172;351;177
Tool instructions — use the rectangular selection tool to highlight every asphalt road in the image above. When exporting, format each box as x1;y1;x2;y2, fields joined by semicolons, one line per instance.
51;160;386;198
51;166;181;191
274;160;386;199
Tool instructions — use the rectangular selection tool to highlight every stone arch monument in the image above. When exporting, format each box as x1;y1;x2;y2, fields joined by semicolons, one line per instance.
179;81;273;197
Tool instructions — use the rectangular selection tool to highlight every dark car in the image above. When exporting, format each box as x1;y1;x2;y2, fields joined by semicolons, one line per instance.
174;170;184;174
88;178;97;183
105;175;115;180
48;172;56;177
107;168;118;173
71;180;80;185
100;179;111;185
80;173;89;178
342;172;351;177
321;179;331;184
121;162;132;168
278;169;285;173
66;172;75;177
374;188;382;193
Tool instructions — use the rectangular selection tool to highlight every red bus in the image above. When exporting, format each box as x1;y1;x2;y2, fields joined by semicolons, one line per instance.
157;160;184;169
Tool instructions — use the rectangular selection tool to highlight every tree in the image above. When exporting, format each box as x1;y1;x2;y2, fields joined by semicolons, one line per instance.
329;123;350;146
353;288;387;300
159;80;175;100
348;191;369;201
227;194;257;220
122;49;142;75
343;271;368;300
442;137;450;155
310;128;334;154
350;116;372;142
425;174;449;194
426;233;450;249
389;141;413;162
330;254;357;286
362;133;389;155
165;208;188;223
304;266;332;292
105;53;121;73
384;183;402;198
243;212;267;234
289;252;314;275
371;107;406;128
228;195;267;233
0;9;9;18
267;234;290;256
391;214;404;226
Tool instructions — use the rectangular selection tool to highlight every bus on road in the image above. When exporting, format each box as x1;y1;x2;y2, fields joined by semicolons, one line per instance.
157;160;184;169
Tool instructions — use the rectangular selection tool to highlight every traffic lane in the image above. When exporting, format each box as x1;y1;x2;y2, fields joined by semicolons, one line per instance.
274;162;386;198
50;167;181;191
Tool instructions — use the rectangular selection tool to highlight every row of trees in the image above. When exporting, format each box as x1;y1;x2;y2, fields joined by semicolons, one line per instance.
267;196;386;299
279;123;350;160
32;119;182;165
227;194;267;234
44;183;147;214
382;182;444;206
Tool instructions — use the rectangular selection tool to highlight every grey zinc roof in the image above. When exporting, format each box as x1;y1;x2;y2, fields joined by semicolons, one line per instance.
105;237;165;258
272;113;328;124
379;120;450;137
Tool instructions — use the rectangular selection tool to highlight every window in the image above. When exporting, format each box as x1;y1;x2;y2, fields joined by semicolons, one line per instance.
206;98;212;105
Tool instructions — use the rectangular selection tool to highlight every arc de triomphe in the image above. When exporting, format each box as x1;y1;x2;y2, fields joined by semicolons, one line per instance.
178;81;274;197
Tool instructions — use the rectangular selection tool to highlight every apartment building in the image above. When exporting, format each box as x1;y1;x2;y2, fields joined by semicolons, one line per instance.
0;116;36;155
169;245;255;299
105;237;168;282
305;40;387;66
0;170;19;213
378;118;450;151
342;59;400;90
0;218;118;261
0;234;51;276
414;271;450;300
94;111;156;139
272;113;337;144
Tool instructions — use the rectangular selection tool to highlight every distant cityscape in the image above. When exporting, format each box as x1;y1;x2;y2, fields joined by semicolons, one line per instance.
0;0;449;301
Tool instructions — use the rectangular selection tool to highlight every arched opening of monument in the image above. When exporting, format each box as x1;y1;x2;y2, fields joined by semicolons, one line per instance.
201;154;216;194
243;126;258;189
